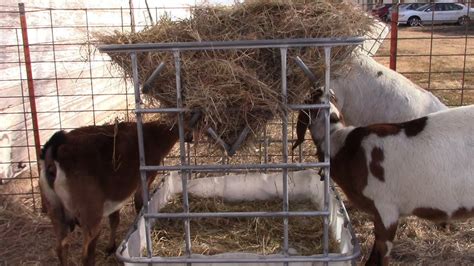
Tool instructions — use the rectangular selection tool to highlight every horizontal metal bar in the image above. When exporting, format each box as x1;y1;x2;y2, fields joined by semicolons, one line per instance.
135;107;189;114
141;162;329;172
116;251;361;264
0;191;40;196
98;37;364;53
145;210;330;219
288;103;330;110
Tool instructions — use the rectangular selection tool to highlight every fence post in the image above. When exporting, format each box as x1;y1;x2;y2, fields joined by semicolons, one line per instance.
389;1;399;71
19;3;45;212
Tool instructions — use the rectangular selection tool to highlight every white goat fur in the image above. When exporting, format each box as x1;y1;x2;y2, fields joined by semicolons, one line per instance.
333;105;473;221
331;53;447;125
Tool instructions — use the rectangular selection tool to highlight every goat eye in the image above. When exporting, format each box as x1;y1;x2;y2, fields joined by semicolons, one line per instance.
330;113;340;123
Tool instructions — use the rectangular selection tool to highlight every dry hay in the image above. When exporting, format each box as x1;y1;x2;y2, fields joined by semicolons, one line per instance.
96;0;373;149
347;204;474;265
0;175;472;264
151;194;339;257
0;177;135;265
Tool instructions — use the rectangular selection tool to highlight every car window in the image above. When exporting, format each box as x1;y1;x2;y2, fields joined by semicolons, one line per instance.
448;3;463;11
407;4;422;10
435;4;447;12
418;4;433;11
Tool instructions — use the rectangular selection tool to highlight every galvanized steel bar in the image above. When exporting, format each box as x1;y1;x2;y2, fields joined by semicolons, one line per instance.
85;9;97;125
228;126;250;156
280;48;290;261
140;161;329;172
135;107;189;114
142;62;165;93
207;127;231;153
294;56;318;84
98;37;364;53
323;46;332;258
131;52;153;258
288;103;330;109
173;50;192;258
145;210;330;219
135;105;331;114
115;252;361;264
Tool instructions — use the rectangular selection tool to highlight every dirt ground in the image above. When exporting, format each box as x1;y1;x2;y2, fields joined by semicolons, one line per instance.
1;25;473;265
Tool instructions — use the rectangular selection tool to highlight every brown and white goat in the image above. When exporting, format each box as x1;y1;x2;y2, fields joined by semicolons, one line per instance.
296;88;474;265
39;120;192;265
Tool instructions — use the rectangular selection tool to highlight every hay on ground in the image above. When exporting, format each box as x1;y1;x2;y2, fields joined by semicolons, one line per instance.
96;0;373;149
151;195;339;257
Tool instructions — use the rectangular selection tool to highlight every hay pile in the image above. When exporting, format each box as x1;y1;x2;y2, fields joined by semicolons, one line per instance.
96;0;373;148
151;195;339;256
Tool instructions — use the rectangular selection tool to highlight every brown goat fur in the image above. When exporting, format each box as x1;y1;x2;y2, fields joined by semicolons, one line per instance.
40;121;190;265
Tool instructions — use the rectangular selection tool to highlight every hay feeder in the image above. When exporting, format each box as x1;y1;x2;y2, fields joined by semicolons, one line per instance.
116;170;360;265
97;35;364;265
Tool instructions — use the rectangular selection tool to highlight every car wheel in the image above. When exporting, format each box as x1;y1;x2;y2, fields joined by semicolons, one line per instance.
408;16;421;27
458;16;470;26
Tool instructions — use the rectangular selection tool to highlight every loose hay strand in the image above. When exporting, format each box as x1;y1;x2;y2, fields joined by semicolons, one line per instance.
95;0;373;148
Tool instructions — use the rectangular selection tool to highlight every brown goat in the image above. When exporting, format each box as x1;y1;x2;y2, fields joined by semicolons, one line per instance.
39;120;191;265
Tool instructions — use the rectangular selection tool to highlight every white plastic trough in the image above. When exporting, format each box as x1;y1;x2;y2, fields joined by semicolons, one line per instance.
116;170;359;265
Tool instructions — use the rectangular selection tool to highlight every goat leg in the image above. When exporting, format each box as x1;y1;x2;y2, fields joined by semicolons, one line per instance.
81;221;101;266
106;210;120;255
366;214;398;266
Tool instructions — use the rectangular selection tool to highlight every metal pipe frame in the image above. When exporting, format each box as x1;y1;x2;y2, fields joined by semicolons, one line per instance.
98;37;365;53
116;38;363;265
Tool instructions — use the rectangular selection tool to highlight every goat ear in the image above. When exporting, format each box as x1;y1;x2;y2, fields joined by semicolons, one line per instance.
292;110;310;150
310;88;324;103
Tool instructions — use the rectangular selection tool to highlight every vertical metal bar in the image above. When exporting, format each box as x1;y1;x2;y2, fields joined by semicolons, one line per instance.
460;9;469;105
173;50;192;260
19;3;43;212
323;47;332;260
131;53;153;257
15;28;36;211
389;2;398;71
264;126;268;173
427;7;435;91
120;7;124;33
85;9;97;125
48;8;62;130
280;48;289;263
129;0;136;33
120;6;130;121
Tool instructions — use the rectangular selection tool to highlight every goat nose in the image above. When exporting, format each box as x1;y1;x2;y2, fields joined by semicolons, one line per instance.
184;131;193;143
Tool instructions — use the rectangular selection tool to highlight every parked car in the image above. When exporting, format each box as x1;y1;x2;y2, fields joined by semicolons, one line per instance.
398;3;472;26
371;4;393;22
387;3;426;21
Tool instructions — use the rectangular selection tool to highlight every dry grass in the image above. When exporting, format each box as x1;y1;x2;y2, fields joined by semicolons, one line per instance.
0;178;135;266
151;195;338;257
348;206;474;265
375;25;474;106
